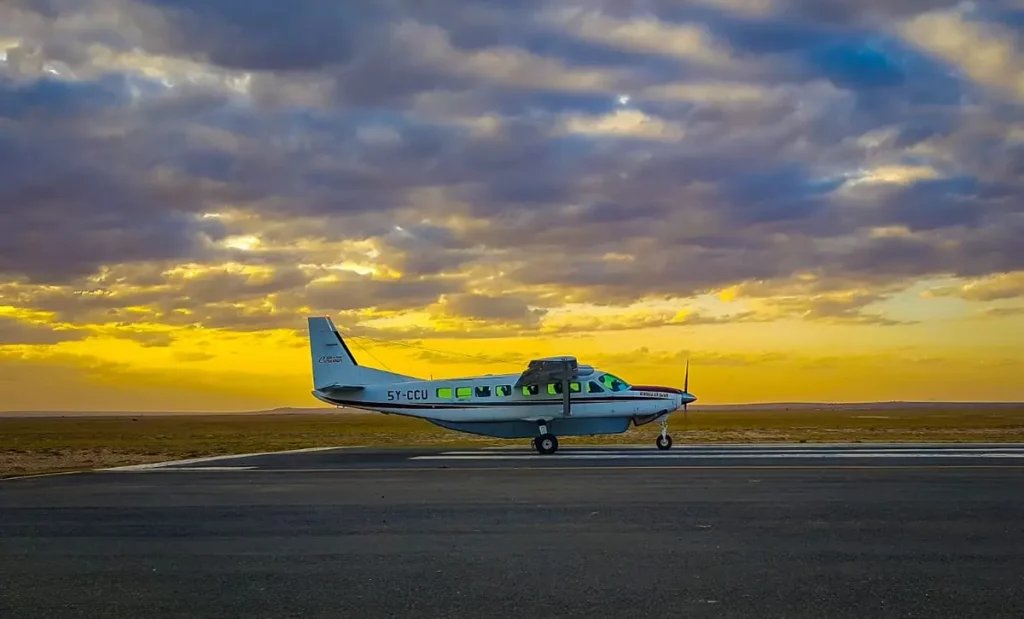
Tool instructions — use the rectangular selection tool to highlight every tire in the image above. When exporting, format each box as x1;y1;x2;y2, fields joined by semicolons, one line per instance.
656;434;673;450
536;433;559;455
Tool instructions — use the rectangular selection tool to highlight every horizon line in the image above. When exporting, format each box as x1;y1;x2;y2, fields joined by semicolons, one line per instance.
3;400;1024;416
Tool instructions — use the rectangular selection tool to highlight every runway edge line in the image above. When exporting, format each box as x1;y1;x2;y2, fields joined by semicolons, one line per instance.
99;446;359;471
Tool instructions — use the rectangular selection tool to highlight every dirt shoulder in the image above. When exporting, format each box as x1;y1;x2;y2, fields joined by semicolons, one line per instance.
4;409;1024;478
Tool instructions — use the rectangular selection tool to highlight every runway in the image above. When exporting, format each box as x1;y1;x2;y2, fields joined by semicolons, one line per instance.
99;441;1024;471
3;444;1024;618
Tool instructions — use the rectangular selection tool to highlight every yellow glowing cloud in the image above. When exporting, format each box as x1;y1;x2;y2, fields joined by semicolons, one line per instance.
847;165;942;186
392;20;623;93
220;235;262;251
641;81;769;104
926;271;1024;302
901;9;1024;101
718;285;740;302
690;0;775;16
4;296;1024;409
542;7;737;69
86;44;253;97
558;109;686;141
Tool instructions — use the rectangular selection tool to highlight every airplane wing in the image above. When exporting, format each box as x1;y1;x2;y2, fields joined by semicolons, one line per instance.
513;356;579;388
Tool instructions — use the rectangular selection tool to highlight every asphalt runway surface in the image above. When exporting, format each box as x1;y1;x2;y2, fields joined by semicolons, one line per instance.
3;444;1024;618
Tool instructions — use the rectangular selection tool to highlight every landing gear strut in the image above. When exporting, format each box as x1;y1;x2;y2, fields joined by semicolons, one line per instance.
656;417;673;450
533;422;559;455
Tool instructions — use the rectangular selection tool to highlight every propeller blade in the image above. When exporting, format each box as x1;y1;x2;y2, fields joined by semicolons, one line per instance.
684;357;689;393
683;358;690;421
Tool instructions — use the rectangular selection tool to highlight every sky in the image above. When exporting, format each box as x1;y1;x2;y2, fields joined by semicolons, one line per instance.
1;0;1023;411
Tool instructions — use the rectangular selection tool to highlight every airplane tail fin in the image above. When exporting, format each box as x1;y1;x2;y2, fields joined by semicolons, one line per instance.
307;317;413;392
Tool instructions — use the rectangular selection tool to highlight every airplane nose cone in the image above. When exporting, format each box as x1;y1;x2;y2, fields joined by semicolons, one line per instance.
681;392;697;404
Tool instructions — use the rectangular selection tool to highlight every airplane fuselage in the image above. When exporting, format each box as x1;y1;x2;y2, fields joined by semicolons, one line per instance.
312;371;684;423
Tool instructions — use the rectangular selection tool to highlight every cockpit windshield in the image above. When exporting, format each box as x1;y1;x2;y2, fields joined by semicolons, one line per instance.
599;373;630;392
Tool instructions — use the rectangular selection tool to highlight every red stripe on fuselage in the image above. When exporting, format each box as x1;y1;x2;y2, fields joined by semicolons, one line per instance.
319;395;670;410
629;385;683;395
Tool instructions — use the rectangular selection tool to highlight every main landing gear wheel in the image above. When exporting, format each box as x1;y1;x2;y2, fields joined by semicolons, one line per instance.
656;434;673;450
534;434;559;455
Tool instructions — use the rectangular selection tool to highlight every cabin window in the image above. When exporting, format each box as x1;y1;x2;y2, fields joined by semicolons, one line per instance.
588;381;604;393
456;387;472;399
475;386;492;398
522;384;539;396
496;385;512;396
548;382;581;395
437;387;453;398
600;373;630;392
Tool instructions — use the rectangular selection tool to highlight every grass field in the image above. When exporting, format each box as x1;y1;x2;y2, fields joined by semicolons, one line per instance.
3;406;1024;478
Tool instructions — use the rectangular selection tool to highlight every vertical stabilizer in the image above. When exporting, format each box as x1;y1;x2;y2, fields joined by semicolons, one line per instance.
307;316;414;390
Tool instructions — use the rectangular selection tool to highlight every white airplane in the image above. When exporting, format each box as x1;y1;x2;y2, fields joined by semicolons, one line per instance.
307;316;697;454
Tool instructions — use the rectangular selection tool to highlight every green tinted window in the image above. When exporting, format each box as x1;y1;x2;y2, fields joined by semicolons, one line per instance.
456;387;472;398
522;385;539;396
496;385;512;396
475;386;491;397
437;387;453;398
600;373;630;392
547;382;580;395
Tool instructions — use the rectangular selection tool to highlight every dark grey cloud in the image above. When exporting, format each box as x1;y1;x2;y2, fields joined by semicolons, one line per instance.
438;293;547;326
0;109;228;283
118;0;368;71
0;315;87;345
870;177;988;231
301;274;460;314
1;0;1023;333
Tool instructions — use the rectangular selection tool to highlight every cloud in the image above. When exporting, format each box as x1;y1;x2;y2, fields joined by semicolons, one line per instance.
900;6;1024;102
0;313;86;345
0;0;1022;344
431;293;547;326
128;0;364;71
540;7;740;70
542;307;761;334
753;291;908;326
926;271;1024;302
980;306;1024;318
557;109;686;141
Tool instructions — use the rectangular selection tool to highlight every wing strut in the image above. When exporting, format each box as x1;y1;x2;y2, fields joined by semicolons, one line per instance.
562;374;571;417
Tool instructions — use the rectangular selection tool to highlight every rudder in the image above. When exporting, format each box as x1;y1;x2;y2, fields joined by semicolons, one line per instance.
307;316;413;390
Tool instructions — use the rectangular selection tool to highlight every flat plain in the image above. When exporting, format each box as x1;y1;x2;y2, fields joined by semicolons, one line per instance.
3;404;1024;477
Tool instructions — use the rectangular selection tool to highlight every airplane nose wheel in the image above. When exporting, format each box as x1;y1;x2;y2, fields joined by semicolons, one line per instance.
656;418;672;450
534;434;559;455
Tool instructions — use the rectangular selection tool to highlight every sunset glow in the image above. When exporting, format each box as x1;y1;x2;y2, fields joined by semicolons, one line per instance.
1;1;1022;411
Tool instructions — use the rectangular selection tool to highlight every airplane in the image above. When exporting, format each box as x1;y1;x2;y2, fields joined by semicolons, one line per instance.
306;316;697;454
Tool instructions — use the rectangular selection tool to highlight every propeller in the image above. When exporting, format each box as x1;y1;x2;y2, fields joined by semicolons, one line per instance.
683;357;690;421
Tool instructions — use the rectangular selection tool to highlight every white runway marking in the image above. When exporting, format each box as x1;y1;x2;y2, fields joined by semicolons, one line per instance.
101;446;351;470
414;446;1024;461
413;453;1024;460
434;447;1024;456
